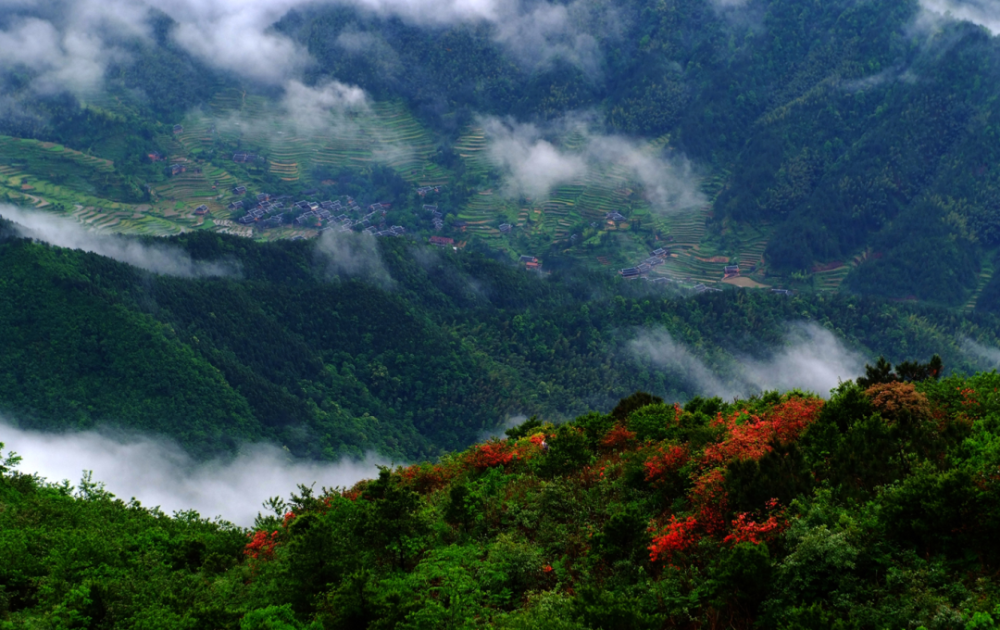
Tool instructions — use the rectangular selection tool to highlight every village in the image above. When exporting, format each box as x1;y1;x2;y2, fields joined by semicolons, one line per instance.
228;187;407;238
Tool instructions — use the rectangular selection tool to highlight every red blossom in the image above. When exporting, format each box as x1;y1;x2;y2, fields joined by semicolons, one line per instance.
644;445;689;484
722;512;786;545
399;464;450;493
244;530;280;561
703;398;824;466
467;440;517;470
692;469;728;535
723;499;787;545
529;433;547;446
649;515;700;564
282;511;296;527
958;387;978;407
602;424;637;450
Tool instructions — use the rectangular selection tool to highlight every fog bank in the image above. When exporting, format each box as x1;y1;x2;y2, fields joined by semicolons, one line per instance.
0;205;238;278
0;421;389;526
629;322;865;400
482;115;705;216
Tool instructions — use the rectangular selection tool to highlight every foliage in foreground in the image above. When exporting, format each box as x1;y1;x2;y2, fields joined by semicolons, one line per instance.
5;363;1000;628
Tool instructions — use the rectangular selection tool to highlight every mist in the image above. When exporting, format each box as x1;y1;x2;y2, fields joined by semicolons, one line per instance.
315;229;394;287
629;322;866;400
961;337;1000;367
0;0;149;95
0;205;238;278
482;115;705;215
918;0;1000;35
0;0;622;97
0;421;388;526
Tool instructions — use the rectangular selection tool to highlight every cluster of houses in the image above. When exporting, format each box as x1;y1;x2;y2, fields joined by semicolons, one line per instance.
620;248;669;279
499;223;512;234
429;236;454;247
425;204;444;230
233;153;263;164
519;255;540;270
691;283;723;294
606;211;627;224
230;192;405;237
416;185;441;196
235;195;286;227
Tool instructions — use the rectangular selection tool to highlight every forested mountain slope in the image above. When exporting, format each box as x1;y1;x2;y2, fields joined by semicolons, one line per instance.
3;365;1000;628
3;216;1000;460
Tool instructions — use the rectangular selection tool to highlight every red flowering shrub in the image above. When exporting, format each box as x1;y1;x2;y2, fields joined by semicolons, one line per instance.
644;445;689;483
399;463;450;493
529;433;547;446
602;424;637;450
703;398;824;466
467;440;517;470
723;500;787;545
648;515;700;564
245;530;280;561
282;511;296;528
691;469;728;535
958;387;976;406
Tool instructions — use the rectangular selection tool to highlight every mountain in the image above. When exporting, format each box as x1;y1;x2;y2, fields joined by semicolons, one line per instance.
1;216;999;460
3;365;1000;628
0;0;999;306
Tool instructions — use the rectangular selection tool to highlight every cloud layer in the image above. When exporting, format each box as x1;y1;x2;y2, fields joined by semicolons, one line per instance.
482;116;705;215
918;0;1000;35
0;0;621;96
0;420;387;526
315;230;394;287
629;323;865;400
961;337;1000;366
0;205;238;278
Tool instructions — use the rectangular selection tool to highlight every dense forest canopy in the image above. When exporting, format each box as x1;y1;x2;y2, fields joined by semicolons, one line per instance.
4;366;1000;628
1;215;999;462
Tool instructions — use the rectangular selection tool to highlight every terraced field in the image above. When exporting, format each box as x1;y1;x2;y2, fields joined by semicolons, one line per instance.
813;264;851;291
965;257;994;311
192;93;449;186
0;97;815;294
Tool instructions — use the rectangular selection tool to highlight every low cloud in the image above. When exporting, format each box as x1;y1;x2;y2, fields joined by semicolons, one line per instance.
315;230;393;287
492;0;616;76
917;0;1000;35
280;79;369;131
740;324;866;395
0;421;388;526
478;414;528;440
482;115;705;215
164;0;311;85
0;0;621;97
482;118;588;199
0;0;148;95
960;337;1000;366
837;66;918;92
0;205;238;278
629;323;865;400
